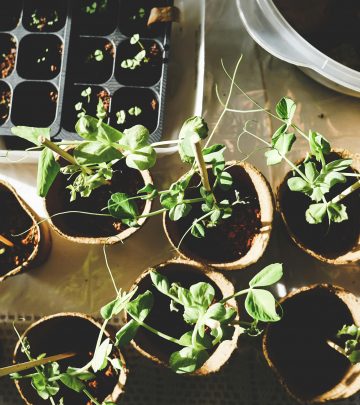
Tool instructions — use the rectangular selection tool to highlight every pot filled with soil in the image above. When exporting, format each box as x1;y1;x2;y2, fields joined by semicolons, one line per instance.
164;161;274;271
124;259;241;375
0;81;11;125
0;180;51;282
17;34;63;80
263;284;360;403
44;149;153;244
0;0;22;31
22;0;67;32
109;87;159;134
0;33;17;79
13;312;127;405
277;150;360;264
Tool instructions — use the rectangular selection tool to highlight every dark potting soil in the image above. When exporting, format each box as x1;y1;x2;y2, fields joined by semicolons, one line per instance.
14;316;120;404
274;0;360;71
0;186;38;277
17;34;63;80
265;286;353;400
47;158;146;238
0;82;11;125
132;262;227;363
0;0;22;31
280;152;360;259
0;34;17;79
167;165;261;264
23;0;67;32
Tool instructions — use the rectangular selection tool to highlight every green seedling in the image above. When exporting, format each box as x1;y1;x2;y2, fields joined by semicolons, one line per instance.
327;324;360;364
84;0;108;15
116;107;142;125
30;10;59;30
131;7;145;20
121;34;149;70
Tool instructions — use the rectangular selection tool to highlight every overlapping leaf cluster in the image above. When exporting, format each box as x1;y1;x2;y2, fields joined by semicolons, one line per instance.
336;324;360;364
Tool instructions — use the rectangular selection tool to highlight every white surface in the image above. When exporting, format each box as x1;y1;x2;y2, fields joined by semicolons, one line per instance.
0;0;359;340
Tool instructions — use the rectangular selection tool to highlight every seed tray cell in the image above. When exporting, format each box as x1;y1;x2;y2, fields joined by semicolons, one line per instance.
0;0;173;145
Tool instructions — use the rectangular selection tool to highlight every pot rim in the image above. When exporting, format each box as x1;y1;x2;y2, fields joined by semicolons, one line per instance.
125;258;242;376
0;179;51;282
163;160;274;270
277;149;360;264
263;283;360;403
13;312;128;405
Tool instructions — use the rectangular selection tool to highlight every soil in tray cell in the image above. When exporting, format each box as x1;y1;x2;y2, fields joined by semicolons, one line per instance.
0;0;22;31
23;0;67;32
0;34;17;79
70;37;114;84
11;82;58;127
109;87;159;134
118;0;168;38
0;185;37;277
0;81;11;126
62;85;110;132
115;39;163;86
17;34;63;80
73;0;119;36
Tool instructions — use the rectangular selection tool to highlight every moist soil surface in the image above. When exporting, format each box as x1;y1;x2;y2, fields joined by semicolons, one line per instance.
14;316;120;404
0;186;38;277
0;0;22;31
274;0;360;71
132;262;225;363
0;34;16;79
0;83;11;125
280;152;360;259
265;286;353;400
47;158;146;238
167;165;261;264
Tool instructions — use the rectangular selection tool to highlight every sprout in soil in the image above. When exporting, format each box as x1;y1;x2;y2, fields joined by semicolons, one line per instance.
88;49;104;62
30;10;59;31
37;48;49;64
121;34;149;70
116;106;142;124
327;324;360;364
131;7;146;20
83;0;108;15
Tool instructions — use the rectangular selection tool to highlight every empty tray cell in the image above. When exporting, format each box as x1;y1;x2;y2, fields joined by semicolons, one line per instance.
119;0;168;38
0;0;22;31
63;85;110;132
17;34;63;80
0;81;11;125
23;0;67;32
11;82;58;127
0;34;17;79
71;37;114;84
110;87;159;133
115;38;163;86
73;0;119;36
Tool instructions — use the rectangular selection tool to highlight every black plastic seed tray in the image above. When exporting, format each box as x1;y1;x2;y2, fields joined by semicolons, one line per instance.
0;0;173;146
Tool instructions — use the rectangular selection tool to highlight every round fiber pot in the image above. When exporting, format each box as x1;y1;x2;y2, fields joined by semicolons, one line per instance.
277;150;360;264
0;180;51;282
13;313;127;405
263;284;360;403
163;161;274;270
44;151;153;244
125;259;241;375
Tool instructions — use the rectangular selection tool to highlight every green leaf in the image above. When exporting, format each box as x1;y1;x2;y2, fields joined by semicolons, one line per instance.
65;367;95;381
100;289;137;320
126;145;156;170
309;131;330;160
245;289;280;322
115;319;140;347
304;162;318;182
249;263;283;288
271;124;287;146
327;202;348;223
273;132;296;156
287;177;311;193
218;171;233;191
322;171;346;188
169;347;209;374
126;291;154;322
169;203;192;221
130;33;140;44
265;149;282;166
59;374;85;393
108;192;139;222
37;148;60;197
325;159;352;172
348;350;360;364
275;97;296;122
305;203;327;224
190;282;215;308
138;183;158;200
205;303;226;321
74;141;123;165
160;191;180;209
92;338;112;372
178;116;209;164
202;144;225;164
191;221;205;238
150;270;170;295
75;115;123;143
337;324;359;338
120;125;150;150
11;126;51;146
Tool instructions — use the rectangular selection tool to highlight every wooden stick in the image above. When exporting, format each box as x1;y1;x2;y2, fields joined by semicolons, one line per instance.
191;136;211;192
0;234;14;248
326;339;346;356
0;352;76;378
332;179;360;204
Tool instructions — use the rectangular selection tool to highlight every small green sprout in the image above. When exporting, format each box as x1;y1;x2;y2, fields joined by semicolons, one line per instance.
81;87;92;103
116;110;126;125
335;324;360;364
93;49;104;62
131;7;145;20
121;34;149;70
128;106;142;116
84;0;108;15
